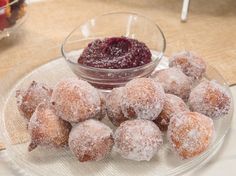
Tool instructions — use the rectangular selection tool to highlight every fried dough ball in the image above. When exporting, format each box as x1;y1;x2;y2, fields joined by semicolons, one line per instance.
28;102;71;152
189;80;231;119
169;51;206;81
120;78;165;120
69;119;114;162
152;67;192;101
153;94;189;131
16;81;52;120
51;78;104;123
106;87;128;126
167;112;214;159
114;119;163;161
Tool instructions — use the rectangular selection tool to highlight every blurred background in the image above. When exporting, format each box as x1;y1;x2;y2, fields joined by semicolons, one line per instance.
0;0;236;85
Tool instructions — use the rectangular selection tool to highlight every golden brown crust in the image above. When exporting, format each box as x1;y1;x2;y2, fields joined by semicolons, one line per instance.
154;94;189;131
167;112;214;159
16;81;52;120
69;119;114;162
28;102;71;152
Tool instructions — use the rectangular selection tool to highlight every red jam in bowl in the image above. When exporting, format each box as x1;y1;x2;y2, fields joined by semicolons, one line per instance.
78;37;152;69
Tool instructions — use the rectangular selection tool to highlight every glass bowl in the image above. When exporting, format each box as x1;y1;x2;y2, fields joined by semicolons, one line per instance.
0;47;233;176
61;12;166;92
0;0;27;40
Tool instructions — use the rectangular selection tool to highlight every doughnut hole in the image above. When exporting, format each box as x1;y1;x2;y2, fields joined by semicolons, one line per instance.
28;102;71;152
51;78;103;123
189;80;231;119
169;51;206;81
154;94;189;131
167;111;214;159
114;119;163;161
120;78;165;120
16;81;52;120
69;119;114;162
106;87;128;126
152;67;192;101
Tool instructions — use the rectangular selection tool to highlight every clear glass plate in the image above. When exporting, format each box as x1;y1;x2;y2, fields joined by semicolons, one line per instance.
0;47;233;176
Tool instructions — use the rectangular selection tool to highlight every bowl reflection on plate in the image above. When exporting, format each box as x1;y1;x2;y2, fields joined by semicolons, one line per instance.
61;12;166;92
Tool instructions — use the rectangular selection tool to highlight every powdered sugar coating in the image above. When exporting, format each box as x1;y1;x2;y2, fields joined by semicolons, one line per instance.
189;80;231;119
51;78;103;123
16;81;53;120
114;119;163;161
120;78;165;120
154;94;189;131
106;87;128;126
167;112;214;159
28;102;71;152
69;119;114;162
169;51;206;81
152;67;192;101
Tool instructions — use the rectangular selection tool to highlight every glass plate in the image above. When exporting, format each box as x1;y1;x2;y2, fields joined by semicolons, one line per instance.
0;47;233;176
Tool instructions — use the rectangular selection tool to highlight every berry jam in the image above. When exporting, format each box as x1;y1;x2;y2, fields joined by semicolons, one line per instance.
78;37;152;69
